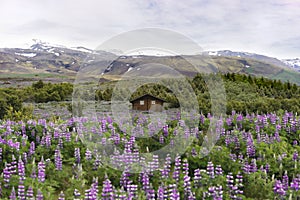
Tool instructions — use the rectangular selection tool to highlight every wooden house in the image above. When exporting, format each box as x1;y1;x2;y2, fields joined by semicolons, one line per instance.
130;94;166;112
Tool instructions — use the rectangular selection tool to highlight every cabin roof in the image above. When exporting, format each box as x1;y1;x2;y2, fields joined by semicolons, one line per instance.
129;94;166;103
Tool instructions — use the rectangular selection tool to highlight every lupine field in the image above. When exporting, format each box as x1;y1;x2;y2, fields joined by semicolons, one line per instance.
0;110;300;199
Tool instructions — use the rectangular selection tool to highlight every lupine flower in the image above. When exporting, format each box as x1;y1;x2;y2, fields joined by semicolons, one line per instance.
207;161;214;179
10;155;17;175
26;187;34;200
146;188;155;200
38;157;46;183
74;148;81;164
73;189;81;200
172;155;181;182
141;172;150;191
17;181;25;200
293;151;298;161
10;186;16;200
183;174;192;198
29;141;35;156
0;147;2;162
3;163;11;188
182;159;189;176
18;156;25;181
55;148;63;170
265;163;270;173
127;184;138;199
161;154;171;179
102;178;114;200
250;159;257;173
282;171;289;191
274;180;286;196
215;165;223;176
290;177;300;191
170;188;180;200
58;191;65;200
85;148;92;160
227;172;234;190
36;189;43;200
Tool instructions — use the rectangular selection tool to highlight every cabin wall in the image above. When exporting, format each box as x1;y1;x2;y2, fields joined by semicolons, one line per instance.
132;96;164;111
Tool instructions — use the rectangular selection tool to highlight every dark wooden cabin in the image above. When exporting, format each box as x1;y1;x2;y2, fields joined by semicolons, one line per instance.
130;94;166;112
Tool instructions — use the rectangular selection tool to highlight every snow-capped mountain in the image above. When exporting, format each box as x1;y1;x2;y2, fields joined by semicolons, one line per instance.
282;58;300;72
0;40;299;85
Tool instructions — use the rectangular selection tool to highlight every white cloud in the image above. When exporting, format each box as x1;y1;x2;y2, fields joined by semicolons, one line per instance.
0;0;299;58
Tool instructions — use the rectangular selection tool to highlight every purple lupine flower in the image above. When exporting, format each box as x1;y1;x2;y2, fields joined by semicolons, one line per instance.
170;188;180;200
236;172;244;197
274;180;286;196
207;161;214;179
74;148;81;164
159;135;164;144
3;163;11;188
227;172;234;190
182;159;189;176
141;172;150;191
10;155;17;175
73;189;81;200
157;185;165;200
58;138;64;149
265;163;270;173
38;157;46;183
18;156;26;181
146;188;156;200
65;132;71;142
22;152;28;164
45;134;51;148
293;140;298;146
0;147;2;162
26;187;34;200
102;178;114;200
29;141;35;156
172;155;181;182
17;181;25;200
161;154;171;179
246;136;255;157
282;171;289;191
293;151;298;161
10;186;16;200
58;191;65;200
127;184;138;199
194;169;202;188
93;154;101;170
120;170;130;189
55;148;63;171
85;148;92;160
215;165;223;176
36;189;43;200
183;174;192;198
250;159;257;173
290;177;300;191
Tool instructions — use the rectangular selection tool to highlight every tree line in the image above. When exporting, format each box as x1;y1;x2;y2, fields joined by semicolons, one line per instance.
0;73;300;119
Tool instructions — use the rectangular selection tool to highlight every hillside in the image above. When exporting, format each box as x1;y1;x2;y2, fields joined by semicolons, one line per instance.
0;41;300;85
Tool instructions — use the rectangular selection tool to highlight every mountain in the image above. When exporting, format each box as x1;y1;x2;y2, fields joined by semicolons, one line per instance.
0;41;299;85
205;50;290;67
282;58;300;72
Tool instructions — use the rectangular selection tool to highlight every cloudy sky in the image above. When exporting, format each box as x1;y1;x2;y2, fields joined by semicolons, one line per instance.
0;0;299;58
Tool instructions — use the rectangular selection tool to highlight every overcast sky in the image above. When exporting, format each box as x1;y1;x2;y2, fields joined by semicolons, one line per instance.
0;0;299;58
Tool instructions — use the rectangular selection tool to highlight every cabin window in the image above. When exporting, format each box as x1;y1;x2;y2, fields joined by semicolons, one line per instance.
151;100;156;105
140;100;144;105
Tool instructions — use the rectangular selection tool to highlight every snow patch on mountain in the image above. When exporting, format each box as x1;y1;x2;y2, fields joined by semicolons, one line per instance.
15;52;37;58
282;58;300;71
